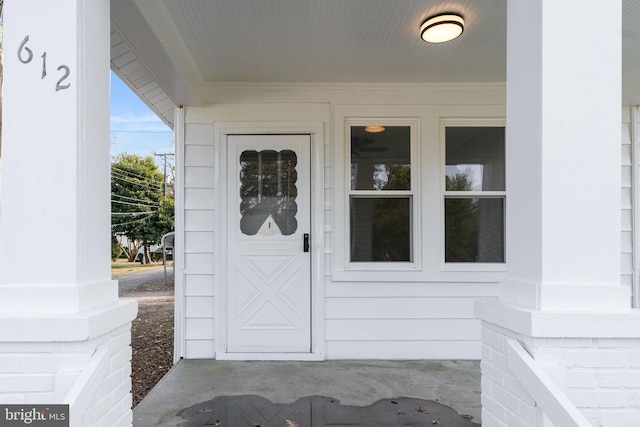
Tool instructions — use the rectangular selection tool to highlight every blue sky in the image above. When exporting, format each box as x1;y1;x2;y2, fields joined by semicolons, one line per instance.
110;72;174;165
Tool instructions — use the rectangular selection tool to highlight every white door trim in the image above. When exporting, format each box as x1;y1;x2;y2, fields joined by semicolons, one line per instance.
214;122;326;360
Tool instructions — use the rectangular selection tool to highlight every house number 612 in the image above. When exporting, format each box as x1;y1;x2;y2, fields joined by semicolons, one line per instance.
18;36;71;92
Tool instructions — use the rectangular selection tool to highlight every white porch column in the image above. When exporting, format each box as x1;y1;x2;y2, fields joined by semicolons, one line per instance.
476;1;640;426
502;0;627;311
0;2;136;426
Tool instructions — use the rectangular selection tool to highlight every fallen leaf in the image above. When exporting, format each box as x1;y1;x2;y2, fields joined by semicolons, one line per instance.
396;410;405;416
196;409;213;414
432;420;440;425
285;420;299;427
252;423;266;427
390;400;398;405
416;406;429;414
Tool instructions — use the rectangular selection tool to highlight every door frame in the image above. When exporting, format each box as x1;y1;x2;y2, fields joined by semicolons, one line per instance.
214;122;326;360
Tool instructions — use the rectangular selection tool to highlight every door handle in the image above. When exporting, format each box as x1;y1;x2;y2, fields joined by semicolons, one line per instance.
303;233;310;252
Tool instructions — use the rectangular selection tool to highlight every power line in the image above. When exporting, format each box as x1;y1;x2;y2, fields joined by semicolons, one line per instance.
112;193;159;205
111;165;164;186
111;213;155;228
111;199;159;208
111;172;163;191
111;211;158;217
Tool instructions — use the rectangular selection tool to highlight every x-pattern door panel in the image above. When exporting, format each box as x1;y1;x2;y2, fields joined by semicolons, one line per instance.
227;134;311;353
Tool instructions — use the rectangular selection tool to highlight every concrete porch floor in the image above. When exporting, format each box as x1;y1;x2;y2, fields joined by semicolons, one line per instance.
133;359;481;426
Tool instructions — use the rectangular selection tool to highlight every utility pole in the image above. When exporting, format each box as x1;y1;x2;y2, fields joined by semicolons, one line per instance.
154;152;174;198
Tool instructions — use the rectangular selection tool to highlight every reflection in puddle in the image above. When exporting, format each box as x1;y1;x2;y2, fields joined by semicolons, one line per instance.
178;395;479;426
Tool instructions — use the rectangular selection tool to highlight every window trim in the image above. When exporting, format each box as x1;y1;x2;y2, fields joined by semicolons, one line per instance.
344;118;421;270
440;118;507;268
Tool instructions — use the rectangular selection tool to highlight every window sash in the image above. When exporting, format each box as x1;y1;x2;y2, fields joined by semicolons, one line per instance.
346;120;418;268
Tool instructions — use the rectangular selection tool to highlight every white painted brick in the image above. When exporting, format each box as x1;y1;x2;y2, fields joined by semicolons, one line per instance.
482;327;507;353
481;408;494;427
109;378;132;405
481;375;494;397
504;408;525;427
0;395;25;404
596;410;640;427
55;373;79;400
598;370;640;388
482;344;492;361
105;330;132;355
99;401;126;427
533;338;594;349
516;400;537;425
570;390;633;408
491;349;510;372
0;355;25;373
578;408;602;425
597;338;640;348
1;343;54;353
566;370;598;388
101;366;130;395
567;350;627;368
482;394;506;420
109;346;132;372
503;374;536;405
481;360;505;386
110;410;133;427
490;416;509;427
25;354;90;373
624;349;640;367
24;392;56;403
492;385;521;414
0;374;54;392
530;349;567;367
84;394;111;425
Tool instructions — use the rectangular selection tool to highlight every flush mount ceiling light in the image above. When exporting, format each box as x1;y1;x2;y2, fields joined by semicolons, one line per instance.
364;126;386;133
420;14;464;43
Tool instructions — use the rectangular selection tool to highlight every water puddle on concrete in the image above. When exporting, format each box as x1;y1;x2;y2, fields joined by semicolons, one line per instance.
177;395;479;426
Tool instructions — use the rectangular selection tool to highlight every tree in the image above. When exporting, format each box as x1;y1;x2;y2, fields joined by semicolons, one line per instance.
445;172;478;262
111;153;174;263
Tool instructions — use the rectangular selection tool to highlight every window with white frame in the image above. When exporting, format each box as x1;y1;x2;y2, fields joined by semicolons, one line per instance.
348;123;416;264
444;125;505;263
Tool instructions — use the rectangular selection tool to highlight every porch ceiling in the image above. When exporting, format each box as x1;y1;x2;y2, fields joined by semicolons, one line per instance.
110;0;640;128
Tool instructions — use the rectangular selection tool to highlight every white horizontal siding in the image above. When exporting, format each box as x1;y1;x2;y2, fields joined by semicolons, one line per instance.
326;341;480;360
185;210;215;231
327;319;480;341
185;167;215;188
182;123;217;357
326;297;479;319
173;90;640;361
184;146;215;167
185;319;215;340
184;231;215;253
622;119;634;294
185;340;215;359
325;282;499;298
184;188;215;210
184;275;214;296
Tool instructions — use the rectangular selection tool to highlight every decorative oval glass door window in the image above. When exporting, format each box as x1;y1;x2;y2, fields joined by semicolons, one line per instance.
239;150;298;236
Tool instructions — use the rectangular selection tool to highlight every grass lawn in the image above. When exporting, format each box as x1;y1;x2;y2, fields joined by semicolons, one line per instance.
111;259;171;277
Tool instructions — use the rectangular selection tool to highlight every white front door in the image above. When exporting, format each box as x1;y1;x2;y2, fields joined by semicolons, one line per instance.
226;134;311;353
